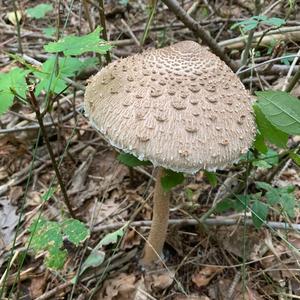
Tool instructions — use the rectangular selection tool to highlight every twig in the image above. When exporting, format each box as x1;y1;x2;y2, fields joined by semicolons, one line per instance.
0;111;77;134
140;0;157;46
93;218;300;232
26;79;76;219
97;0;111;63
161;0;238;72
121;19;140;47
11;0;22;54
219;26;300;49
283;49;300;91
35;282;71;300
240;0;261;66
285;67;300;92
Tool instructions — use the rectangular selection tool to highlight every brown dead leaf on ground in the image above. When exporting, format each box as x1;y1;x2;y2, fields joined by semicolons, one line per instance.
192;266;223;288
144;270;174;293
97;273;137;300
29;275;46;299
217;279;263;300
121;228;141;250
217;226;265;259
173;295;209;300
0;197;19;267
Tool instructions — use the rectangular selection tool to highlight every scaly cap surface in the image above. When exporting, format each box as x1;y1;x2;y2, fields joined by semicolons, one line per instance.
84;41;256;173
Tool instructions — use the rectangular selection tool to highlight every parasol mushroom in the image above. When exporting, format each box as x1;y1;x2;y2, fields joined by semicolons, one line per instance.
84;41;256;265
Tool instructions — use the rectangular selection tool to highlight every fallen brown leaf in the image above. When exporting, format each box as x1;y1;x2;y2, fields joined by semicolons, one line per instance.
192;266;223;288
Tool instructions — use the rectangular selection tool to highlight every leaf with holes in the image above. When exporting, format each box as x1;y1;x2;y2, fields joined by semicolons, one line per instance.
62;219;90;246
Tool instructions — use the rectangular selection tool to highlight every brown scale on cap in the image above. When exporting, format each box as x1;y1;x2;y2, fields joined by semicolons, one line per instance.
84;41;256;173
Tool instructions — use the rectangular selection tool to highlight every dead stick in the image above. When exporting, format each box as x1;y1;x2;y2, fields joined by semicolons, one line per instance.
26;78;76;219
161;0;238;72
93;218;300;232
98;0;111;63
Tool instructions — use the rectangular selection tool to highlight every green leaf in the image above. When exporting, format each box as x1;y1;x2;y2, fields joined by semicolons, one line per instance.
117;153;151;167
99;228;124;247
62;219;90;246
75;249;105;280
45;248;67;270
233;195;251;212
41;187;56;202
255;181;273;192
252;200;268;229
44;26;111;56
161;170;185;192
253;105;288;148
33;57;84;95
26;4;53;19
0;68;29;114
253;132;268;154
253;149;279;169
256;91;300;135
290;153;300;166
280;193;295;218
42;27;56;38
204;170;217;187
263;17;285;27
214;198;235;213
30;221;63;252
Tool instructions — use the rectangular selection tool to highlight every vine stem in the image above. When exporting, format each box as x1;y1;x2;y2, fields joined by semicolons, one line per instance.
26;78;76;219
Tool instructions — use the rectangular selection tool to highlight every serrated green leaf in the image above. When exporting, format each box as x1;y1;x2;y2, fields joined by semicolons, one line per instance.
99;228;124;247
44;27;111;56
33;57;84;95
0;68;29;114
252;200;268;229
161;170;185;192
204;170;217;187
45;248;67;270
256;91;300;135
290;153;300;166
253;105;288;148
26;4;53;19
117;153;151;167
62;219;90;246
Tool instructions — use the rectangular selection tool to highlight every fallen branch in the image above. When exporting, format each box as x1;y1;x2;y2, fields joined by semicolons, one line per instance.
93;218;300;232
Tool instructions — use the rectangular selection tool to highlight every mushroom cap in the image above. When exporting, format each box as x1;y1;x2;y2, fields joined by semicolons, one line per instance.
84;41;256;174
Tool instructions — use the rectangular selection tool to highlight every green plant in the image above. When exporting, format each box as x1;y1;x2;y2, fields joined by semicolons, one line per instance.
29;218;90;269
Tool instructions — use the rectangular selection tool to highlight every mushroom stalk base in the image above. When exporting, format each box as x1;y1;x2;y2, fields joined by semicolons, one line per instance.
142;167;170;265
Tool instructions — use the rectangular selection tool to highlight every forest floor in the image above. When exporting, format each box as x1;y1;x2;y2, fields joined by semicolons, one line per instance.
1;1;300;299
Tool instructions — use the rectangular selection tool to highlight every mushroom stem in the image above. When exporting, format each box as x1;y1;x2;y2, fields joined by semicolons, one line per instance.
142;167;170;265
